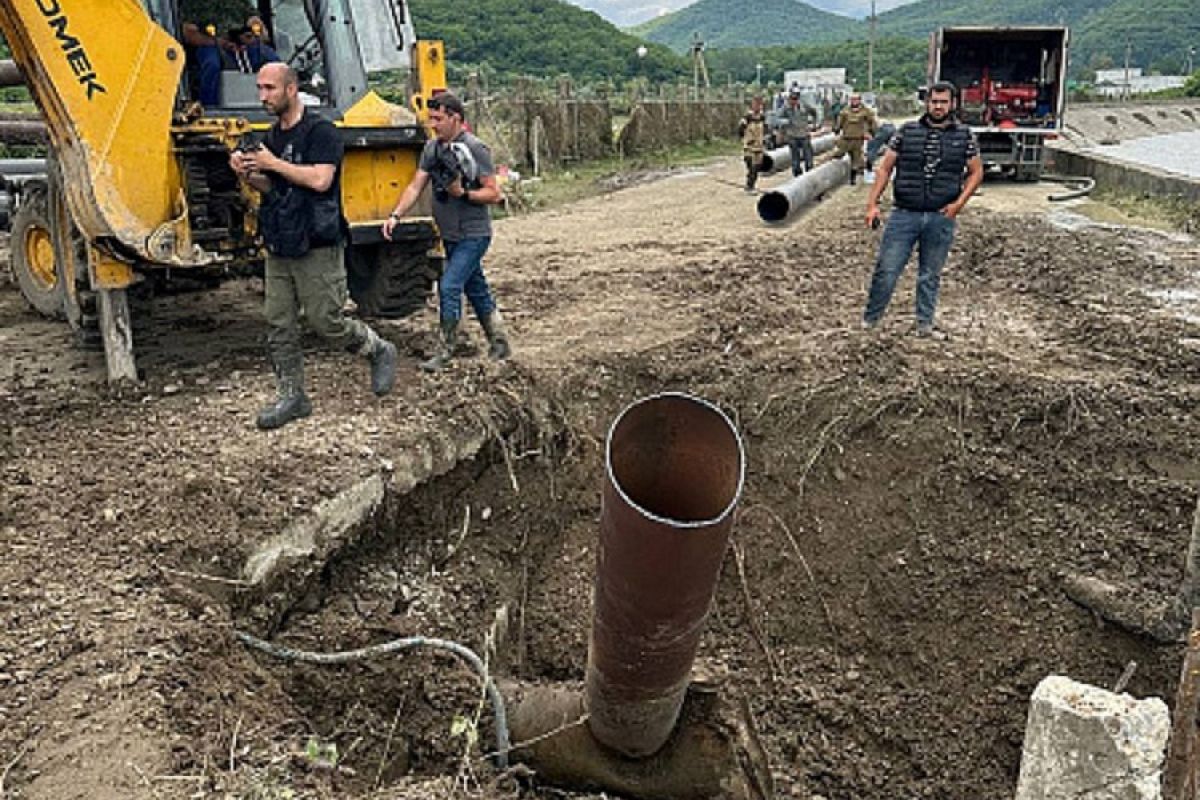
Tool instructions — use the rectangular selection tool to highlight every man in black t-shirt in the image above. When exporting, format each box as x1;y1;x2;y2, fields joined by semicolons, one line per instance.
230;63;397;430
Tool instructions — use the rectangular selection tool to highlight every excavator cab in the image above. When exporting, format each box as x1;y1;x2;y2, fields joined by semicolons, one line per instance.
2;0;445;381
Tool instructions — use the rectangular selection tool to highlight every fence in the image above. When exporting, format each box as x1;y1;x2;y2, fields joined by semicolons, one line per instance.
464;88;746;174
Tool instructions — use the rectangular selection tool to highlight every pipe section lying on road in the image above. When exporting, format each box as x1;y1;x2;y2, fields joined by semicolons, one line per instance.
757;155;850;223
759;133;836;174
0;61;22;88
586;393;745;758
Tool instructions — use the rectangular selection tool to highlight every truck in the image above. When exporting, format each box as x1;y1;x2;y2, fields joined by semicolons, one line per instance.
0;0;447;381
928;26;1069;181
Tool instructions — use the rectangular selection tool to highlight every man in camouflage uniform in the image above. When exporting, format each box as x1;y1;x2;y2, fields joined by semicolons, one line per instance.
776;89;820;176
832;93;879;185
737;95;767;192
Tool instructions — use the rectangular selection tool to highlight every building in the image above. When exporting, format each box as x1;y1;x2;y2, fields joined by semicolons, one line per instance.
1094;67;1188;97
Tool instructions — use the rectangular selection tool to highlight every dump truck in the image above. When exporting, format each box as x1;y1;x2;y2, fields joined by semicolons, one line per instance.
0;0;447;381
928;26;1069;181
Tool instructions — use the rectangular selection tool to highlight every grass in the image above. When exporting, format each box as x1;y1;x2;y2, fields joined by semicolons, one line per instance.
1079;187;1200;233
499;137;739;215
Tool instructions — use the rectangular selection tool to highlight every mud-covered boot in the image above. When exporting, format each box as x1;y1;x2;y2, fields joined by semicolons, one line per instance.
256;357;312;430
419;318;458;373
358;327;397;396
480;311;512;361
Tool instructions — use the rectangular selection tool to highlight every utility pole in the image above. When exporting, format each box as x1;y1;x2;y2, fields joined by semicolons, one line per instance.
867;0;876;94
690;32;709;100
1123;39;1132;102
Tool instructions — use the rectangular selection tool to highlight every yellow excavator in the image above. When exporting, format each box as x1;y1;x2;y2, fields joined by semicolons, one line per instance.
0;0;447;381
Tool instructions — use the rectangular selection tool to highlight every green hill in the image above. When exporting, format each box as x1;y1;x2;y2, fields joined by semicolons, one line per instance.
876;0;1200;76
631;0;861;52
410;0;686;82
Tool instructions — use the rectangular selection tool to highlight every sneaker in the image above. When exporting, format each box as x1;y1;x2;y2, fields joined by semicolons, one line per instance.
915;323;947;340
861;317;879;330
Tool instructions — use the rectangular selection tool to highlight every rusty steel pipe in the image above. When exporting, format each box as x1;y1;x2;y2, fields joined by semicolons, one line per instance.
586;393;745;758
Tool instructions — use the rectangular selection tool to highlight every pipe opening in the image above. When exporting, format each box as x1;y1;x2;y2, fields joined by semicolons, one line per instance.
606;393;744;525
757;191;790;224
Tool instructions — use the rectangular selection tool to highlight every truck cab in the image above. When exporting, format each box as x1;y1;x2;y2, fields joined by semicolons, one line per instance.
929;26;1069;181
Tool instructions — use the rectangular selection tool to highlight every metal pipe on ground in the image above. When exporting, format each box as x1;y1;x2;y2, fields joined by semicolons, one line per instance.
757;155;850;224
0;60;23;88
0;159;46;177
586;392;745;758
0;121;47;146
759;133;836;174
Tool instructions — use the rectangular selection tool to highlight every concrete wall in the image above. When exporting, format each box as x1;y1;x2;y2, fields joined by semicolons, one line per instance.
1064;102;1200;145
1049;146;1200;204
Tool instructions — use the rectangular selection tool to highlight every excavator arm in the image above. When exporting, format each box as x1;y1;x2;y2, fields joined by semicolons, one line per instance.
0;0;189;267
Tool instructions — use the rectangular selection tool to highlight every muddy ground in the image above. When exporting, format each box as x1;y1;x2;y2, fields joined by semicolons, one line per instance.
2;155;1200;800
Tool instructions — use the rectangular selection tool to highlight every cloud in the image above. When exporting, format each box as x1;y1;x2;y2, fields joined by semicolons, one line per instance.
566;0;922;27
567;0;693;27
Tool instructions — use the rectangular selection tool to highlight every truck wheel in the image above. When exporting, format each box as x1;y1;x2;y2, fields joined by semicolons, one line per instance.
348;240;441;319
10;185;66;319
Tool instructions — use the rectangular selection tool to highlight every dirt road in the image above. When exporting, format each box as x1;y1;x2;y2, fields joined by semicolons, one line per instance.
2;154;1200;799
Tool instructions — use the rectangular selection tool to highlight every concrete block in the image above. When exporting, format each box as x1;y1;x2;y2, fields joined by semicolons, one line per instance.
1015;675;1168;800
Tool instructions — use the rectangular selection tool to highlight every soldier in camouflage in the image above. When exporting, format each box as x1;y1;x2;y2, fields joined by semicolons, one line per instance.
737;95;767;192
832;93;879;185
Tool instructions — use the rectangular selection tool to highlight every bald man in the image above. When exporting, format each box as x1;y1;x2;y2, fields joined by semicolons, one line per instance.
230;63;397;430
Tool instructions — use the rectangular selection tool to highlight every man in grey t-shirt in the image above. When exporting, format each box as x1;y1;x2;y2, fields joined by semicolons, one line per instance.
383;92;510;371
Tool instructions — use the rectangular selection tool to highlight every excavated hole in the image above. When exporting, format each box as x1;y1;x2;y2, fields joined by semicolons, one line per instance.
234;374;1192;798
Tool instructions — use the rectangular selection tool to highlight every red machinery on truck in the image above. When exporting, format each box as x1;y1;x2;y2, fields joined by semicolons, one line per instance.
928;26;1070;181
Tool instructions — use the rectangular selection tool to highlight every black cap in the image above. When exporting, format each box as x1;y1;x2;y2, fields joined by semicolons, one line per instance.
429;91;465;119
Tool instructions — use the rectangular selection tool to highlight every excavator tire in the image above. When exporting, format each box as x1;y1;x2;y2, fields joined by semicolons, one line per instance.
10;184;65;319
348;239;441;319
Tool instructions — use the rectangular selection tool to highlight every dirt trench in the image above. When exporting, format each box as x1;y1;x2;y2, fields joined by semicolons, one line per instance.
2;157;1200;799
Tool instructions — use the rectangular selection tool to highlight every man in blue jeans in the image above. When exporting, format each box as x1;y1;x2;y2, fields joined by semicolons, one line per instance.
383;92;510;371
863;82;984;337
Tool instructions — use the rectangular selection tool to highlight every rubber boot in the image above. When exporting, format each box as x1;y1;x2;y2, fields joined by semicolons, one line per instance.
358;327;397;396
419;318;458;373
480;311;512;361
256;356;312;430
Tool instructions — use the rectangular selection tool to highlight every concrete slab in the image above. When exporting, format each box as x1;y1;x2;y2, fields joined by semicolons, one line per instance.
1015;674;1169;800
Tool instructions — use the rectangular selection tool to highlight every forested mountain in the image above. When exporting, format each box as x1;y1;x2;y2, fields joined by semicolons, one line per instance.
631;0;1199;78
707;37;927;91
410;0;685;82
875;0;1200;74
631;0;861;51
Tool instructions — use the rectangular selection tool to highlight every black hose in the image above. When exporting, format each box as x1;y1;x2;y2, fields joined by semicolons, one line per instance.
235;630;511;767
1041;173;1096;202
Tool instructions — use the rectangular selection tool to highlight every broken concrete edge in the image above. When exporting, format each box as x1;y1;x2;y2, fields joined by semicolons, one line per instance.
1015;674;1169;800
236;412;515;632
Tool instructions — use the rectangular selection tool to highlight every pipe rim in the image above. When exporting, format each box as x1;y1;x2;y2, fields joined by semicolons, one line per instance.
604;391;745;529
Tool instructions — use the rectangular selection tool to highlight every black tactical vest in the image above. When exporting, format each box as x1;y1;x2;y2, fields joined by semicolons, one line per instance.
892;119;972;212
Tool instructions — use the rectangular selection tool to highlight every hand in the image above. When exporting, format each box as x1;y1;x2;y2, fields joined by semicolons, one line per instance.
866;204;881;230
445;177;466;199
382;214;398;241
241;147;278;175
229;150;250;177
941;202;963;219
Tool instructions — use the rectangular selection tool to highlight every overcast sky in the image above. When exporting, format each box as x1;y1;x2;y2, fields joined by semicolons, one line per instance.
568;0;920;28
